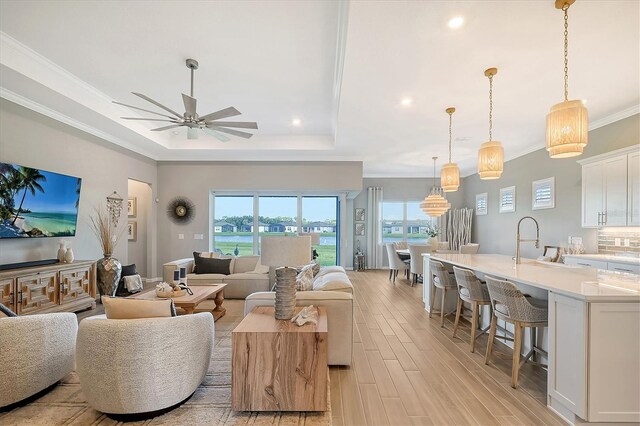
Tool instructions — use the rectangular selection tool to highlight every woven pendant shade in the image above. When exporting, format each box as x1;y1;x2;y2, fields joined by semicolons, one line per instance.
546;100;588;158
440;163;460;192
478;141;504;180
420;190;451;218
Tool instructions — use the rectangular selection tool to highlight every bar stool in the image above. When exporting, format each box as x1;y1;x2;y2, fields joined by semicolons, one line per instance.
452;267;492;353
484;276;549;388
428;260;457;327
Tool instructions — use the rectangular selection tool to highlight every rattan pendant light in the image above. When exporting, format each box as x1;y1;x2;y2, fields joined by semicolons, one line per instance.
478;68;504;180
546;0;588;158
421;157;451;218
440;107;460;192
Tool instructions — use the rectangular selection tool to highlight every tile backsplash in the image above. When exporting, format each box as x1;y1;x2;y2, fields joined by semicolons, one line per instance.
598;228;640;256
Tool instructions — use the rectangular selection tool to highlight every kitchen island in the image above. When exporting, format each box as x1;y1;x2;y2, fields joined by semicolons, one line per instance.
422;253;640;425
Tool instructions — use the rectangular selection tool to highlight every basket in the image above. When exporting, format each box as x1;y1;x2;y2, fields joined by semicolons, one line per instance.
156;288;187;298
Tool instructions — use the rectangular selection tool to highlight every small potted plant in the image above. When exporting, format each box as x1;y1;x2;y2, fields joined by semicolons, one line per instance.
425;223;440;248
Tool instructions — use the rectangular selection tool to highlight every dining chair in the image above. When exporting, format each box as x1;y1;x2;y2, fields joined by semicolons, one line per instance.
437;241;449;250
460;243;480;254
408;244;432;286
484;276;549;388
385;243;408;284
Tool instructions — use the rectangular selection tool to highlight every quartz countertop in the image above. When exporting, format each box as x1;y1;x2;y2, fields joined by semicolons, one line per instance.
563;253;640;266
424;253;640;302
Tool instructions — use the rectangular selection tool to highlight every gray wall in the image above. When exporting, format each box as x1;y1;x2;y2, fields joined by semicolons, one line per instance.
127;179;152;277
0;99;159;274
156;161;363;267
461;114;639;259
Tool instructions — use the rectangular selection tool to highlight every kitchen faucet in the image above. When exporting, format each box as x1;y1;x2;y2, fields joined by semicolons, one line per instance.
515;216;540;264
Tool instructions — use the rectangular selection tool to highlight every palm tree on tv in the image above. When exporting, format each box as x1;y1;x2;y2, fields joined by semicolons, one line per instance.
11;167;46;226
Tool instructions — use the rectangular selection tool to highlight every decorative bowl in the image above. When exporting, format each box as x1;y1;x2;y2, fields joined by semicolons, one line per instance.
156;288;187;298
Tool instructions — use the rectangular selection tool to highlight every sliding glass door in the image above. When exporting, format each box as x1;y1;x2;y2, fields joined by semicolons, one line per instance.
302;196;338;266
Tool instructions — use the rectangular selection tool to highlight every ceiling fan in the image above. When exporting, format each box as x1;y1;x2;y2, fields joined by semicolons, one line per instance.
113;59;257;141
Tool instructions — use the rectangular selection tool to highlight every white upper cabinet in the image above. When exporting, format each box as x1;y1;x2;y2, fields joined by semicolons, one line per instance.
579;146;639;228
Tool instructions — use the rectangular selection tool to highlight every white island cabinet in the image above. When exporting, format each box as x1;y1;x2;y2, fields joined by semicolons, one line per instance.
423;253;640;425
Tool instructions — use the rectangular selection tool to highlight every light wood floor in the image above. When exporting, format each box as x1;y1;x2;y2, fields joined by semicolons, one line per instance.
332;269;564;426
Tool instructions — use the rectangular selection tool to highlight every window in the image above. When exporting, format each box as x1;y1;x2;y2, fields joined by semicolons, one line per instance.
382;201;434;244
476;193;488;215
499;186;516;213
211;194;339;265
212;196;254;256
532;177;555;210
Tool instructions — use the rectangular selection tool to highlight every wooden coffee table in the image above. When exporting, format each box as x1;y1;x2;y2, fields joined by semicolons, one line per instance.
232;306;328;411
130;284;227;320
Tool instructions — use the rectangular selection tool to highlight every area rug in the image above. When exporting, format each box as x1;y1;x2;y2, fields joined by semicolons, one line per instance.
0;303;331;425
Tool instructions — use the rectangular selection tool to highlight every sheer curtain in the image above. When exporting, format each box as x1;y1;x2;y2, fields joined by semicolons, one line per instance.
366;187;383;268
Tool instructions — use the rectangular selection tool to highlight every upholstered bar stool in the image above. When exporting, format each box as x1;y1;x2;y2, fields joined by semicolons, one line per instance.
428;260;457;327
452;266;492;353
484;276;549;388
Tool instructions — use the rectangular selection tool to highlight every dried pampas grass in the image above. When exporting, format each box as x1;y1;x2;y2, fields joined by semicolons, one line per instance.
89;206;124;256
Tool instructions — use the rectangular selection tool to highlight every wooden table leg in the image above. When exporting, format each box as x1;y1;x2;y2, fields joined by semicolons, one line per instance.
212;290;226;321
183;307;194;315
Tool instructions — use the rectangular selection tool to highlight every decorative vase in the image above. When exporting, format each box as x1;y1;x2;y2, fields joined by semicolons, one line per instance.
64;247;74;263
274;266;296;320
57;243;66;262
429;236;439;248
96;254;122;298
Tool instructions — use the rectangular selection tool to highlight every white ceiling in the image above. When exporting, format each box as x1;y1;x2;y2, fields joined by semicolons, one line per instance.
1;0;638;177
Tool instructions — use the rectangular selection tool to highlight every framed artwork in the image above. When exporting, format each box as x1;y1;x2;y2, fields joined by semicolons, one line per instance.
475;193;488;215
355;222;365;236
532;177;555;210
127;197;137;217
355;208;365;222
499;186;516;213
127;221;137;241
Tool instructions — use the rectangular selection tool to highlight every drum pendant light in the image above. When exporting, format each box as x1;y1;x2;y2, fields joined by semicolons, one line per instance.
546;0;588;158
421;157;451;218
441;107;460;192
478;68;504;180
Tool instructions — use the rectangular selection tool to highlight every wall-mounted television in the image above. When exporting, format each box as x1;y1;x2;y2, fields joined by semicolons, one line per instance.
0;163;82;239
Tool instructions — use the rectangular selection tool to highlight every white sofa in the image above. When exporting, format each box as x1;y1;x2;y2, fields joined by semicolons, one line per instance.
244;266;354;366
0;313;77;408
163;254;270;299
76;313;214;415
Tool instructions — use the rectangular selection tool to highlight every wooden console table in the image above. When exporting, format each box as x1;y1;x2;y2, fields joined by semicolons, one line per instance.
0;260;96;316
232;306;328;411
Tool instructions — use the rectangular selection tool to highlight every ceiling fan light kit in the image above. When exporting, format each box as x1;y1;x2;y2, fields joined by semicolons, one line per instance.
114;59;258;141
421;157;451;218
441;107;460;192
478;67;504;180
546;0;588;158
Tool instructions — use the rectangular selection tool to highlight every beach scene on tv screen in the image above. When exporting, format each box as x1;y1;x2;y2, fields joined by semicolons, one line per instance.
0;163;81;238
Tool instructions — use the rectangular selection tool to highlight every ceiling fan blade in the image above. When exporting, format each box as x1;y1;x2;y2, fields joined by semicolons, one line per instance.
112;101;176;119
132;92;183;118
121;117;179;122
151;124;184;132
203;127;231;142
182;93;197;118
187;128;199;140
199;106;241;122
209;126;254;139
206;121;258;129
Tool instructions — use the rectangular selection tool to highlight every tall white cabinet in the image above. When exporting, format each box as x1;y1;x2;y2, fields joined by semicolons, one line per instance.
579;146;640;227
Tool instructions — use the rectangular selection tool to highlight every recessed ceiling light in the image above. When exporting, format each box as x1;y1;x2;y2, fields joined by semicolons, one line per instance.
401;97;413;107
448;16;464;29
292;118;301;126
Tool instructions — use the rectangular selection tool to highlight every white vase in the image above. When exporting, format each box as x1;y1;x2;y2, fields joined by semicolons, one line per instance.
57;243;66;262
64;248;74;263
429;236;439;248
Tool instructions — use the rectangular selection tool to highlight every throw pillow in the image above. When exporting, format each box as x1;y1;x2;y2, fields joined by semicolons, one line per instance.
296;264;315;291
249;263;270;274
195;257;232;275
121;263;137;278
193;251;202;273
0;302;17;317
102;296;176;319
311;261;321;277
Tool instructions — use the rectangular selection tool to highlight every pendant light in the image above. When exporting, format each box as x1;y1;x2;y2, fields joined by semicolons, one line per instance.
421;157;451;218
478;68;504;180
440;107;460;192
546;0;588;158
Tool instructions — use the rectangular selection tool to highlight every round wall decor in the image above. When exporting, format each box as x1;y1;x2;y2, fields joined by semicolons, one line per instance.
167;197;195;224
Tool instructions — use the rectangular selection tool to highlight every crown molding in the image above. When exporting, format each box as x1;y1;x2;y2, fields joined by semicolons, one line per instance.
589;104;639;131
0;87;159;160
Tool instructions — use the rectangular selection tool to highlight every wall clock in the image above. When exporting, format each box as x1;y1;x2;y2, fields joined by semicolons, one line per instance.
167;197;195;224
